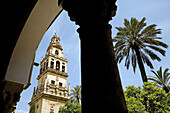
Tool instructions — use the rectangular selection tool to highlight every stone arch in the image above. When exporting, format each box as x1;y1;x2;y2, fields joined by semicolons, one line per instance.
1;1;63;112
56;61;60;70
55;50;59;55
4;0;62;87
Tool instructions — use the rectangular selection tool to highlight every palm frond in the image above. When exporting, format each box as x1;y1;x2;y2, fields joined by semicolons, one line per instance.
131;50;137;73
143;48;161;61
140;51;153;69
114;40;128;48
157;67;163;81
135;17;146;36
135;39;145;49
151;70;159;78
115;27;124;31
140;24;157;36
163;68;170;84
163;68;169;77
141;37;168;48
124;18;131;30
125;56;130;70
116;47;127;63
115;44;126;55
146;45;166;56
148;76;163;85
113;35;126;42
130;17;138;32
125;49;131;70
117;53;124;63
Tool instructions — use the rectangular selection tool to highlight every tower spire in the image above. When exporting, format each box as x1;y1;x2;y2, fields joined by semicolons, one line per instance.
54;31;57;37
46;32;63;54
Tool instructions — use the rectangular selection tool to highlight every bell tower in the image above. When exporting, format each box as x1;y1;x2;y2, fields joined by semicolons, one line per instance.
29;33;70;113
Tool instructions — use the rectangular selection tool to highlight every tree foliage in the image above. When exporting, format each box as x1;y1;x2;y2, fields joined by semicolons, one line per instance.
148;67;170;93
124;82;170;113
58;102;81;113
70;85;81;103
29;102;35;113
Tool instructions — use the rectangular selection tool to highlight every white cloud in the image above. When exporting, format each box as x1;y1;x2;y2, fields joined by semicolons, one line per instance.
15;109;28;113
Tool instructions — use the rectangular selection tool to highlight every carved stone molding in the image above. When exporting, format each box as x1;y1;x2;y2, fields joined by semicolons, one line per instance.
0;81;23;113
60;0;117;26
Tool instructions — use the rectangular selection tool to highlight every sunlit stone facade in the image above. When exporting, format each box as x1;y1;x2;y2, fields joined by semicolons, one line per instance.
29;33;70;113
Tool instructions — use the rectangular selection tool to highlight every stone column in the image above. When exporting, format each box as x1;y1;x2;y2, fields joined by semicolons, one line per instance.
0;81;23;113
60;0;128;112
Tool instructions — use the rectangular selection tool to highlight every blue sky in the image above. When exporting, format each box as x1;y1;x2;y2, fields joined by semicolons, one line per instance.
16;0;170;112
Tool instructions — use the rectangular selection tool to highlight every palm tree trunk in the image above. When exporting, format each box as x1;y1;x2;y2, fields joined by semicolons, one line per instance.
163;86;169;93
77;96;80;103
133;44;148;111
133;44;148;82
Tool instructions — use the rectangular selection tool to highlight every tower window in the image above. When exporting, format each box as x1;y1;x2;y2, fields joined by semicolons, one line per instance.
59;92;62;96
62;66;65;72
59;82;62;87
62;63;65;72
56;61;60;70
51;91;54;94
55;50;58;55
50;61;54;68
51;80;55;85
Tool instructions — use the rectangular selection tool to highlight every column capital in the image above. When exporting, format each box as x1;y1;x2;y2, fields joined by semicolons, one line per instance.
60;0;117;25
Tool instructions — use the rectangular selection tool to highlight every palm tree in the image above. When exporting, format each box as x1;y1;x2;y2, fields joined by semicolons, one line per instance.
148;67;170;93
113;17;168;82
70;85;81;103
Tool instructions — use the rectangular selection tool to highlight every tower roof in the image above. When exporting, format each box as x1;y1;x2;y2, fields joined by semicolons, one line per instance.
47;33;63;52
51;32;60;42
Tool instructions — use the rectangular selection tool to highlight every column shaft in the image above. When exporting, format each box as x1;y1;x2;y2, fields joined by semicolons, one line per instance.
78;22;127;113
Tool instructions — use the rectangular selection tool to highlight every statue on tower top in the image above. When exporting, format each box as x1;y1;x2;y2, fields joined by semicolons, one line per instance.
51;31;60;43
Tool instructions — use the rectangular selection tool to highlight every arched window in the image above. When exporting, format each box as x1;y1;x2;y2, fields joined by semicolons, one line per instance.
50;61;54;68
55;50;58;55
62;63;65;72
56;61;60;70
62;66;65;72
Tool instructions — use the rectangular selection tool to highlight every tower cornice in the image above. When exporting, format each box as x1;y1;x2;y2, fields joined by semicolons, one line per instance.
29;92;70;106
